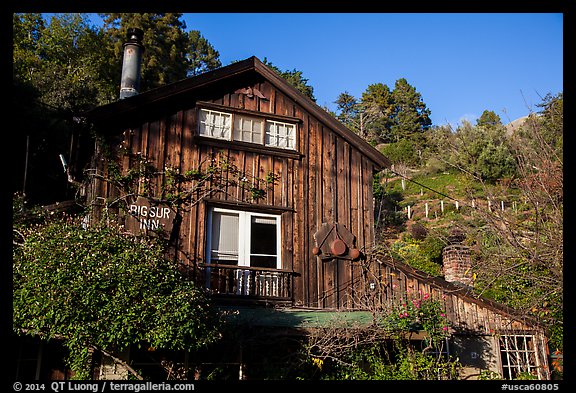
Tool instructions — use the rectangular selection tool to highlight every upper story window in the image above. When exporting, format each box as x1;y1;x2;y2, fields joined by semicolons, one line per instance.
266;120;296;149
198;109;232;140
234;115;264;144
198;108;296;150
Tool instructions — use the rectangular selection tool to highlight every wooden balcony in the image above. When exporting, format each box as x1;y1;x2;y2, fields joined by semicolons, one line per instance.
198;263;297;301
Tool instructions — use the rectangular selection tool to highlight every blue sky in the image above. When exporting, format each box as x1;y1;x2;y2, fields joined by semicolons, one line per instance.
76;13;563;127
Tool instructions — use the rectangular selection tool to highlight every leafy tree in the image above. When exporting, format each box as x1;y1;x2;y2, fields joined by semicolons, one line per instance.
13;205;221;380
359;82;395;144
427;93;563;355
262;57;316;101
13;13;223;205
101;13;222;86
334;79;431;150
517;93;563;158
12;13;45;83
476;109;502;128
334;91;360;132
13;13;113;204
433;119;517;183
379;139;419;167
390;78;432;156
187;29;222;76
16;13;117;111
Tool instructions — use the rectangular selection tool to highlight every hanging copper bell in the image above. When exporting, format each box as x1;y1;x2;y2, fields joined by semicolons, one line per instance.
349;248;361;260
330;238;348;256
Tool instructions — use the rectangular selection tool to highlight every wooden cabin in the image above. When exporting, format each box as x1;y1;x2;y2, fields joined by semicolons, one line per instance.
83;55;390;311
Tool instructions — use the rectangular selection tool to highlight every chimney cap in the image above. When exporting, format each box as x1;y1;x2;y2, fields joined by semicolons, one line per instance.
126;27;144;43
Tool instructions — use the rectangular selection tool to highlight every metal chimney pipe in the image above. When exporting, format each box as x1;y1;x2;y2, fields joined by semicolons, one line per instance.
119;28;144;99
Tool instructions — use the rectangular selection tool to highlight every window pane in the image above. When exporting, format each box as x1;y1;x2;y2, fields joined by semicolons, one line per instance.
265;121;295;149
250;256;277;269
234;115;263;144
199;109;231;140
211;211;239;264
499;334;538;380
250;215;277;269
251;217;277;255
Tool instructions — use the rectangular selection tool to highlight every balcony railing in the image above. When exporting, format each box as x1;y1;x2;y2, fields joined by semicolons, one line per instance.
198;263;296;300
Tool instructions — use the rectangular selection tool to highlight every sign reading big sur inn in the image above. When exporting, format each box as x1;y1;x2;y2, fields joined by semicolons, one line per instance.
124;196;176;236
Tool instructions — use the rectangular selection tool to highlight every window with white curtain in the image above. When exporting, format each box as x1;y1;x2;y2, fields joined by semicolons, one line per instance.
207;207;281;269
233;115;264;144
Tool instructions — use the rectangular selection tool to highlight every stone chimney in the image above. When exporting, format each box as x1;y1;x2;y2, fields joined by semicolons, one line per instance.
119;28;144;99
442;244;473;287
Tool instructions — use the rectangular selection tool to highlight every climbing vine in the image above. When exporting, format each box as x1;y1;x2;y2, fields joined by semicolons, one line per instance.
90;135;280;216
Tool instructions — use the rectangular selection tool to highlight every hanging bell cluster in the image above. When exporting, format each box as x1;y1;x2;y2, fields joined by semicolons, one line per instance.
312;222;362;261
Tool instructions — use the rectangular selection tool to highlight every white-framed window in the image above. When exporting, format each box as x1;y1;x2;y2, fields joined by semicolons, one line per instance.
198;109;232;140
233;114;264;144
198;108;296;150
265;120;296;149
499;334;540;379
207;207;281;269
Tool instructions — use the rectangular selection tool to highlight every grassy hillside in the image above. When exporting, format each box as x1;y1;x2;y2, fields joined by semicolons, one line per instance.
372;167;530;277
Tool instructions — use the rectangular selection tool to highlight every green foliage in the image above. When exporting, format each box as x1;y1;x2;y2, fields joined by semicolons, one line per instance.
359;83;395;144
419;235;446;264
476;110;502;128
186;30;222;76
379;139;418;166
315;342;461;380
334;79;431;147
476;141;517;182
384;291;451;348
262;57;315;101
428;119;518;183
517;92;563;158
390;240;443;277
391;78;432;143
100;13;221;90
13;211;221;379
15;13;117;110
334;91;360;132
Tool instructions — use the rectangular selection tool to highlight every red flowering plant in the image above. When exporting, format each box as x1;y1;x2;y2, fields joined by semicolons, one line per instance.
384;290;451;350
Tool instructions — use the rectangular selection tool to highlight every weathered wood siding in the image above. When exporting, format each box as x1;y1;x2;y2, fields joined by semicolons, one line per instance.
88;77;379;310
